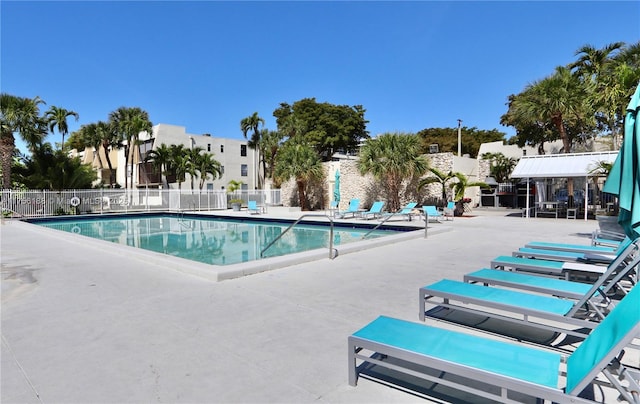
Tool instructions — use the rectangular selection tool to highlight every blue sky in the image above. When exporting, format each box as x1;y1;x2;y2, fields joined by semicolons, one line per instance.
2;1;639;153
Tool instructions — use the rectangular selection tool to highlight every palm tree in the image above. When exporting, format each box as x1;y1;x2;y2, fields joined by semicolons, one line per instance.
195;152;222;190
185;146;205;191
169;144;188;190
45;105;79;150
145;143;173;188
240;112;265;187
358;133;428;212
109;107;152;189
507;66;590;200
1;94;48;189
448;172;489;216
274;141;323;210
262;129;284;182
96;120;121;187
417;167;457;202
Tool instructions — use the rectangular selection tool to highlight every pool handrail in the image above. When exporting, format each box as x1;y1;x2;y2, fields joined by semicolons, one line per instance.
260;214;337;259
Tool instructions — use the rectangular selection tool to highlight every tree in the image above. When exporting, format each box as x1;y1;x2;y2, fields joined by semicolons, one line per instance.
358;133;428;212
1;94;48;189
144;143;174;188
481;152;517;183
20;142;96;190
273;140;323;210
417;167;457;201
45;105;79;150
195;152;222;190
169;144;187;190
184;146;205;191
240;112;266;187
261;129;284;182
416;127;506;158
108;107;152;189
449;172;490;216
502;66;593;199
273;98;369;161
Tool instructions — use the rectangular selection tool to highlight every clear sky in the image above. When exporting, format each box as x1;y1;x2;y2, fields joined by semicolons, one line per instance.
2;1;639;152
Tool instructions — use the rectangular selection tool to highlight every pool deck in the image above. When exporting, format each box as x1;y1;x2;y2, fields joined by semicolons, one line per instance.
1;207;635;403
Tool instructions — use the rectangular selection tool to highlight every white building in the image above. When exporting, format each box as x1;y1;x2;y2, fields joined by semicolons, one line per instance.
81;123;258;190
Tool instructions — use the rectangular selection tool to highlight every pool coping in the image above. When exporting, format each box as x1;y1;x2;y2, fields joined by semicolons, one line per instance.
18;212;452;282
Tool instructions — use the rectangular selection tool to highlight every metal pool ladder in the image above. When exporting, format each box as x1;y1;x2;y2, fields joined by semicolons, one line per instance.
260;214;337;259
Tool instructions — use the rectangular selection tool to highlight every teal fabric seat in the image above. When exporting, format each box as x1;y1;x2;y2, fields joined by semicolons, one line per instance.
336;198;360;218
423;279;574;315
349;286;640;402
352;315;561;387
464;268;597;300
361;201;385;220
422;205;443;222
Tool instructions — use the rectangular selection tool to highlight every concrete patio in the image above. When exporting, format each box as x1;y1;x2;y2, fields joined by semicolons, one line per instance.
0;208;631;403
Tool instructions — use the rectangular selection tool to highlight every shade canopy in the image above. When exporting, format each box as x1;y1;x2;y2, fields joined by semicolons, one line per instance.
603;83;640;239
510;151;619;179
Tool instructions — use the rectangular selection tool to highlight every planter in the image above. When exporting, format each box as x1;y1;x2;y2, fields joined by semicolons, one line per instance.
231;203;242;212
596;215;623;234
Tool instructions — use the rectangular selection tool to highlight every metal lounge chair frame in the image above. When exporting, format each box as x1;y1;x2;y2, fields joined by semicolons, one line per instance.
350;285;640;403
419;245;640;339
380;202;417;221
336;198;360;219
360;201;385;220
422;205;443;223
524;237;631;254
247;200;264;214
512;247;616;265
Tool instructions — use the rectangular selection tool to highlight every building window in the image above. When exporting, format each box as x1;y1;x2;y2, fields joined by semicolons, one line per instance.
206;183;213;191
241;145;247;156
207;144;211;152
241;164;248;176
220;145;224;153
220;165;225;175
522;149;527;156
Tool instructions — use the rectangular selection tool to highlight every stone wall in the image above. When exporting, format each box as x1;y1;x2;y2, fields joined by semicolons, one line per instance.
280;152;484;210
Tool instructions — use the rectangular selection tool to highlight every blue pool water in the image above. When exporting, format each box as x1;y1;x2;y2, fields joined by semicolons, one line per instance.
32;213;407;266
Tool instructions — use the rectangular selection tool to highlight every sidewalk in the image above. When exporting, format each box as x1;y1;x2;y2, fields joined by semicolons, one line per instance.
1;209;612;403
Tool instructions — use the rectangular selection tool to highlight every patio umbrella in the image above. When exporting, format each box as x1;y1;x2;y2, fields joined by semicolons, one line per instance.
603;83;640;239
333;169;341;203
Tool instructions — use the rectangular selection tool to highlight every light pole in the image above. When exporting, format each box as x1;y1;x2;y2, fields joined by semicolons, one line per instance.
457;119;462;157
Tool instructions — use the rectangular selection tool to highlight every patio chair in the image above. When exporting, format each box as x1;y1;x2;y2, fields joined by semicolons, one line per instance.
349;285;640;403
491;238;638;280
422;205;443;223
360;201;385;220
327;200;339;216
380;202;417;221
524;236;631;255
443;201;455;221
592;229;626;247
419;242;640;340
247;200;263;214
336;198;360;219
512;247;616;265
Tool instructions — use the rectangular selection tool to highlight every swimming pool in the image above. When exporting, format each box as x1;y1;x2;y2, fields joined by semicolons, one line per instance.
30;213;414;266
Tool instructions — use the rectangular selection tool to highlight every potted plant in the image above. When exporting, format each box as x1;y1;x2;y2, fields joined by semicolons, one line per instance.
227;180;244;211
449;172;490;216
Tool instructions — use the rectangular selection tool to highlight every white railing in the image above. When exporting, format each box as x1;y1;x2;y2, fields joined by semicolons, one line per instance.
0;188;282;218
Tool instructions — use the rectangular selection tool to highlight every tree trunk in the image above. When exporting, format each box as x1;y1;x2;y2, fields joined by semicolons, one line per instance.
297;180;306;210
0;133;15;189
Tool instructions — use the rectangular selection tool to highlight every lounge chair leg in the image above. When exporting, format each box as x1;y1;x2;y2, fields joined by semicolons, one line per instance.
348;339;358;386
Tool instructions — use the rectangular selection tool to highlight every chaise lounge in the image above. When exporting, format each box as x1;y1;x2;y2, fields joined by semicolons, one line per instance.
349;285;640;403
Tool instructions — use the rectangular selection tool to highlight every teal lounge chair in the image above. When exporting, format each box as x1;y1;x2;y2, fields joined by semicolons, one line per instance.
422;205;443;223
420;242;640;340
592;229;626;247
361;201;385;220
380;202;417;221
349;285;640;403
443;201;455;220
247;200;263;214
336;198;360;219
524;237;631;254
513;247;616;265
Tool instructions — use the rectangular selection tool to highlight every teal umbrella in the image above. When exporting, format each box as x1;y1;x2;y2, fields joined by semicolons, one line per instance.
333;169;341;203
603;83;640;239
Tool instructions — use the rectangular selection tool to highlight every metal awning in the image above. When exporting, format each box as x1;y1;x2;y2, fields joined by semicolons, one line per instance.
511;151;618;179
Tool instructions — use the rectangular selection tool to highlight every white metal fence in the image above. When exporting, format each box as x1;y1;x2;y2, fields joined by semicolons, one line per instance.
1;188;282;218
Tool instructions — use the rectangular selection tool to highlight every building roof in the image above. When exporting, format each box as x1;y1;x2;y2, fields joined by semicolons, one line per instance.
510;151;618;179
